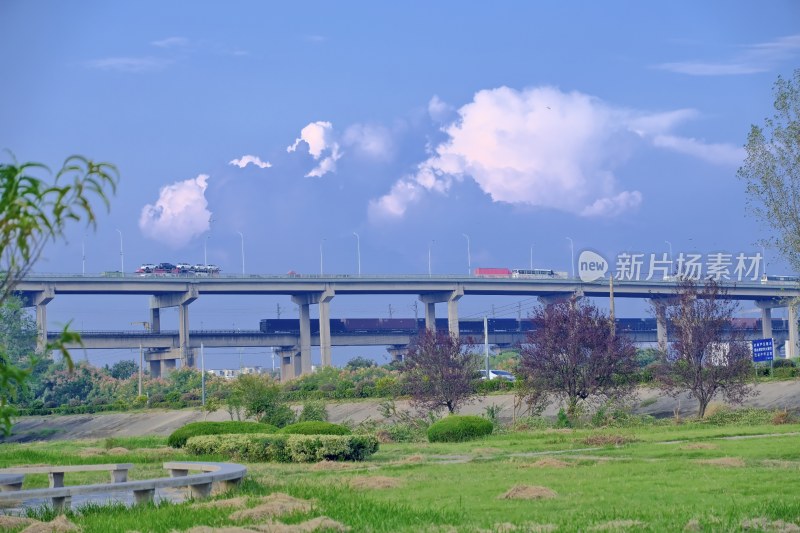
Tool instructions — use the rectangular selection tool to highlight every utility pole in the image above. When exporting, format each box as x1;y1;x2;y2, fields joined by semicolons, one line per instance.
609;274;616;336
388;304;394;319
138;343;143;396
276;303;282;319
411;301;419;320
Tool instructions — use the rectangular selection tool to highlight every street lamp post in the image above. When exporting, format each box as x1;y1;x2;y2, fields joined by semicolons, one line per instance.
462;234;471;275
566;237;575;278
237;231;245;276
428;240;435;277
204;235;210;266
82;236;86;275
353;232;361;276
320;240;325;276
530;244;534;270
116;229;124;274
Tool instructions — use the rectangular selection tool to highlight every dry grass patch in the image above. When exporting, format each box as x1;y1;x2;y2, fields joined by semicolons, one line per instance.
741;517;800;532
587;519;646;531
583;434;635;446
228;493;314;520
679;443;717;450
522;458;572;469
0;516;37;528
684;519;701;532
487;523;557;533
21;515;80;532
183;527;255;533
310;461;357;472
348;476;402;489
249;516;350;532
194;496;250;509
695;457;745;468
762;460;800;469
107;447;130;455
498;485;557;500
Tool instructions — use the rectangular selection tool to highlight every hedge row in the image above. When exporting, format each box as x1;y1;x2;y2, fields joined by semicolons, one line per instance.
185;433;379;462
167;421;278;448
278;421;351;435
427;415;494;443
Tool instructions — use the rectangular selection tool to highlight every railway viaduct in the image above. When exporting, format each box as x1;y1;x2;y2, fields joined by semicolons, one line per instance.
16;274;800;379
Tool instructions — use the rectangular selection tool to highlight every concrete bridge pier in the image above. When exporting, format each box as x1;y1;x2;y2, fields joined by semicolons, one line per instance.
147;352;178;378
652;300;668;352
387;345;408;362
33;285;55;353
789;301;799;359
419;286;464;337
150;285;198;368
291;286;335;374
277;346;300;382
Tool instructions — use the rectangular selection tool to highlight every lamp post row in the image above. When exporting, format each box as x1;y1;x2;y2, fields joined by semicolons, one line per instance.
97;232;691;279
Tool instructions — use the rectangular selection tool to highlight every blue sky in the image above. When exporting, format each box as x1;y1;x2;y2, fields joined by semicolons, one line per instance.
2;1;799;368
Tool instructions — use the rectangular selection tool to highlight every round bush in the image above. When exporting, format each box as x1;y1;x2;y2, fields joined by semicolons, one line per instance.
277;421;351;435
167;421;278;448
427;415;493;443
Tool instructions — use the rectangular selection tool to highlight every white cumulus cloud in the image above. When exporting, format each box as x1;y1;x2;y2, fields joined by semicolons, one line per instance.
139;174;212;248
229;155;272;169
371;86;643;219
370;86;743;220
286;121;342;177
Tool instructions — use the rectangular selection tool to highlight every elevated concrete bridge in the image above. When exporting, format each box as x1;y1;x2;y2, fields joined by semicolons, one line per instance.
18;273;800;379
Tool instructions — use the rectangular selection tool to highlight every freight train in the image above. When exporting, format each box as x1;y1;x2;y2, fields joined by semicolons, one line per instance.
258;317;775;336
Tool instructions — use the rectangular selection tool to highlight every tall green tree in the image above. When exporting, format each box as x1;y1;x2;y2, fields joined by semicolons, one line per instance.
0;153;117;433
738;69;800;269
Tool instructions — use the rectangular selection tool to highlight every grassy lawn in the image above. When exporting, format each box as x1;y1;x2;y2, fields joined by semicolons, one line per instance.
2;425;800;532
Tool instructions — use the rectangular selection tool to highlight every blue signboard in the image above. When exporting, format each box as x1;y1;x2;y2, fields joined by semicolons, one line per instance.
752;338;774;363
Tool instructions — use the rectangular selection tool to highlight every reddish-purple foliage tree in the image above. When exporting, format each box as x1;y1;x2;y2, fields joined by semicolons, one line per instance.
518;298;637;417
403;329;479;414
655;279;756;418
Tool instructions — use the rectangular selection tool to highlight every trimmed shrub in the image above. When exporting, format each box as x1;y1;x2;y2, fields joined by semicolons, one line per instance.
185;433;378;462
278;421;351;435
167;421;278;448
427;415;493;443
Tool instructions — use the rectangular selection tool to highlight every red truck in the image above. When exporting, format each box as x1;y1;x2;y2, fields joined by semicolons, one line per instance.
473;267;512;277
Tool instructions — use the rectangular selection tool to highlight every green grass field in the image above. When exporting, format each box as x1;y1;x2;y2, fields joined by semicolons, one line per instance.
2;424;800;532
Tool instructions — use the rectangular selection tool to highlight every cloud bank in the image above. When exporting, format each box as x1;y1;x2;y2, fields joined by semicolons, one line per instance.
139;174;212;247
369;86;742;220
229;155;272;169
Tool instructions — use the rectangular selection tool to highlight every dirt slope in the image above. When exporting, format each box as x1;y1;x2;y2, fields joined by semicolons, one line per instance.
5;381;800;442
